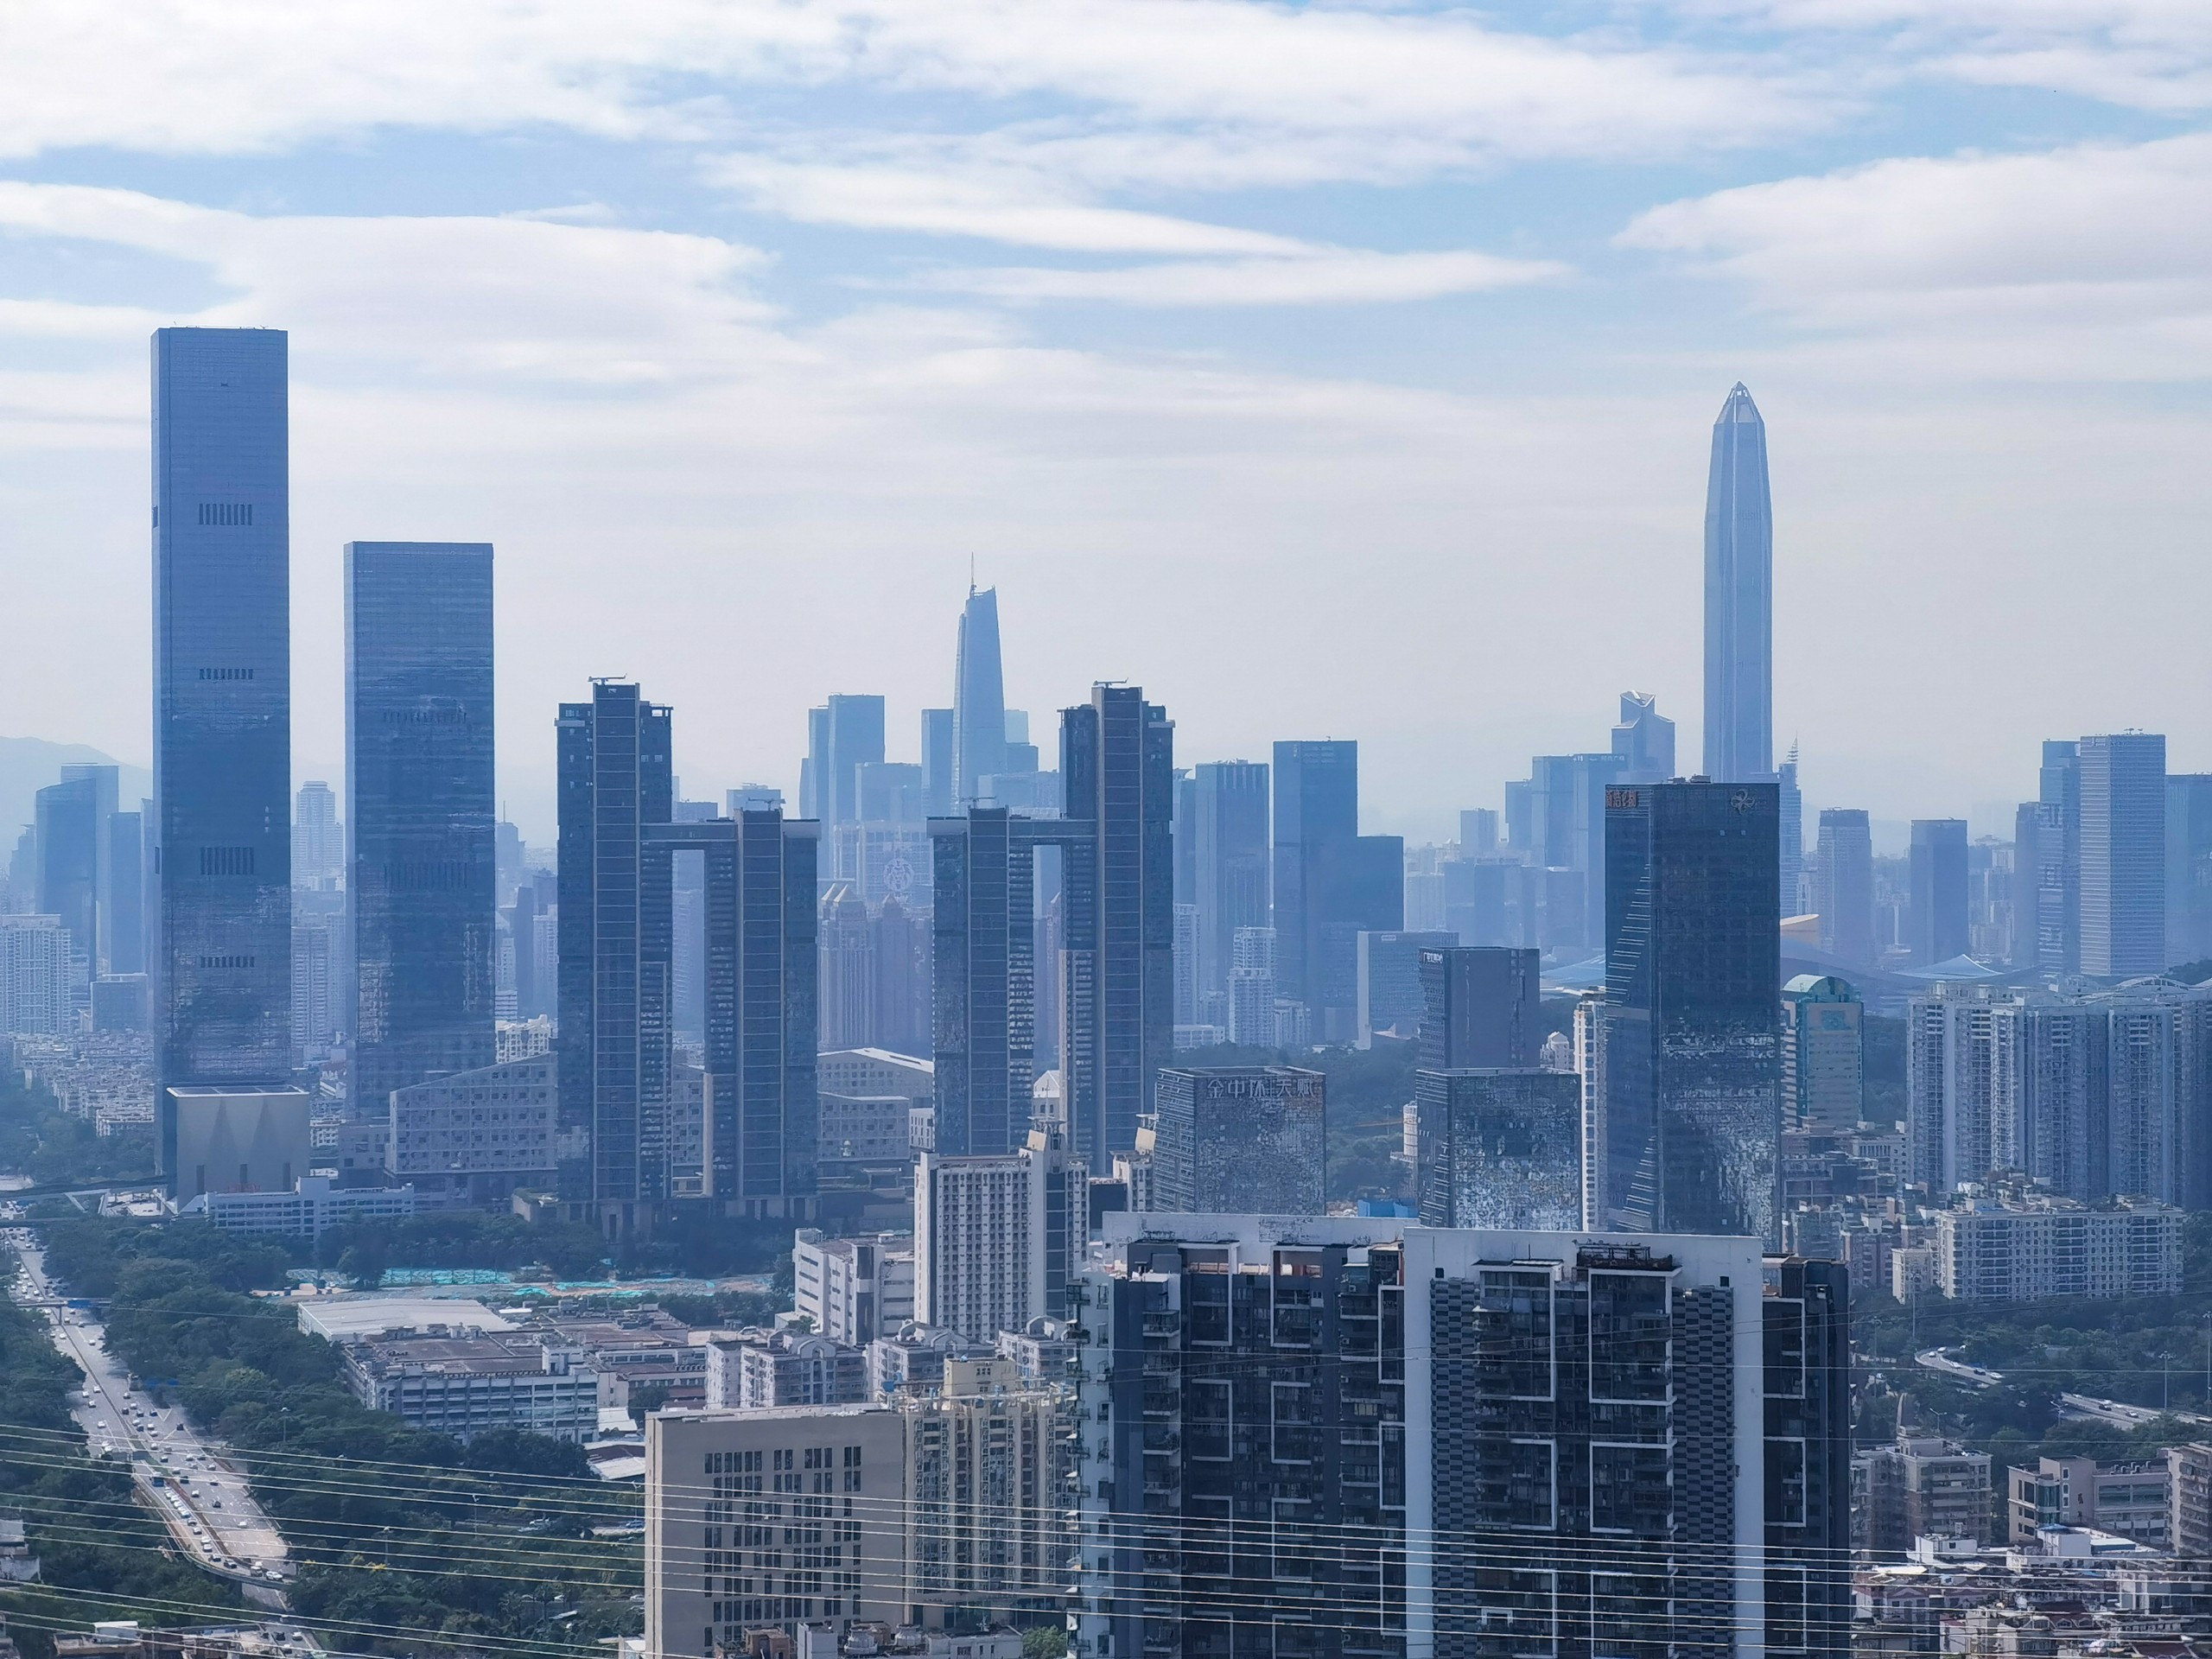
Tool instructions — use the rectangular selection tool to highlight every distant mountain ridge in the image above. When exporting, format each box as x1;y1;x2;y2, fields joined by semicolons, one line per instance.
0;736;153;842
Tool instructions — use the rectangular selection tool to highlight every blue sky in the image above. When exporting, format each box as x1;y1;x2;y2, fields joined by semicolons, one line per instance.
2;0;2210;841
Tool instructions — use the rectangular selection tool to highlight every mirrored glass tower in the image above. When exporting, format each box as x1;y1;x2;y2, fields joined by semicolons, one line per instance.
152;327;293;1089
1703;382;1773;783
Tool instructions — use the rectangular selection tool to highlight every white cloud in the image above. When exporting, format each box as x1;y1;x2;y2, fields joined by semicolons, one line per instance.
1618;133;2212;379
919;248;1566;307
0;0;1812;166
711;155;1311;256
1680;0;2212;110
0;181;786;386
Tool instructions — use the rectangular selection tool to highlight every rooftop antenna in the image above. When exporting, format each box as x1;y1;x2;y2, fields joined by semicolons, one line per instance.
969;551;976;597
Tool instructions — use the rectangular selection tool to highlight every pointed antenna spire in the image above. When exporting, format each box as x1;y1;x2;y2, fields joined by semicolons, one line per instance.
969;551;976;597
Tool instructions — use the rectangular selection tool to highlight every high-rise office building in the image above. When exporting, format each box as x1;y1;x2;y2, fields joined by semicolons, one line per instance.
1271;739;1357;1014
1703;381;1773;783
105;807;144;977
1908;818;1970;967
151;326;295;1125
2166;773;2212;967
1414;1067;1582;1229
2080;732;2166;978
952;586;1007;807
559;683;819;1225
2032;740;2083;975
1779;745;1804;916
1600;779;1782;1244
1272;740;1402;1040
1191;760;1268;1012
798;704;830;822
822;695;886;830
1417;944;1539;1070
930;808;1037;1158
1812;809;1874;968
1782;974;1864;1131
346;543;497;1117
1151;1065;1325;1213
919;707;954;817
1355;929;1453;1048
1074;1216;1848;1659
1612;690;1676;779
292;779;341;892
1061;685;1175;1167
1458;808;1499;856
34;773;100;993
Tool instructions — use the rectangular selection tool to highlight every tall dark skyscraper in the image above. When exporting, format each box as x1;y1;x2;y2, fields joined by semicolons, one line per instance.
930;807;1035;1158
1061;684;1174;1167
151;327;293;1090
105;806;145;977
1272;740;1403;1039
1417;944;1539;1069
560;682;818;1228
1274;747;1353;1021
930;807;1090;1155
1907;817;1969;966
2081;731;2167;978
1601;778;1782;1245
952;586;1007;806
346;542;497;1116
1191;760;1268;1012
1703;382;1773;784
559;682;671;1213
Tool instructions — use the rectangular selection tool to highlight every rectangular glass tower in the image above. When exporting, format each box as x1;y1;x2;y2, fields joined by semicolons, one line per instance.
152;327;293;1089
346;541;498;1116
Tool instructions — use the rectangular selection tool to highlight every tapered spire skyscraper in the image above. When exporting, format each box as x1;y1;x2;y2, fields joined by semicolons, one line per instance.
1702;383;1772;783
952;583;1007;806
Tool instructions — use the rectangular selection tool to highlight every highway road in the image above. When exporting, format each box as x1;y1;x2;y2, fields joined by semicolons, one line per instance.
6;1227;292;1598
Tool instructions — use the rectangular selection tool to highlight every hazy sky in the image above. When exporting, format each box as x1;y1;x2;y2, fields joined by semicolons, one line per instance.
2;1;2209;843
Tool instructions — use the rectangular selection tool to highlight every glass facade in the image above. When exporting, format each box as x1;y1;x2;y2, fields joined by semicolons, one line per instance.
559;683;817;1217
346;542;497;1116
1061;685;1174;1168
1270;740;1357;1009
1416;944;1539;1069
951;586;1007;807
1703;382;1772;783
1152;1065;1325;1213
34;774;100;980
1414;1066;1581;1229
1191;760;1268;1010
152;327;293;1091
1602;779;1782;1245
928;808;1035;1157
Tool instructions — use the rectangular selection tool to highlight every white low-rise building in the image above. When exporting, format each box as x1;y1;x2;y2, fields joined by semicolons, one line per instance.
794;1230;914;1346
340;1332;599;1443
1935;1197;2182;1300
181;1175;416;1237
